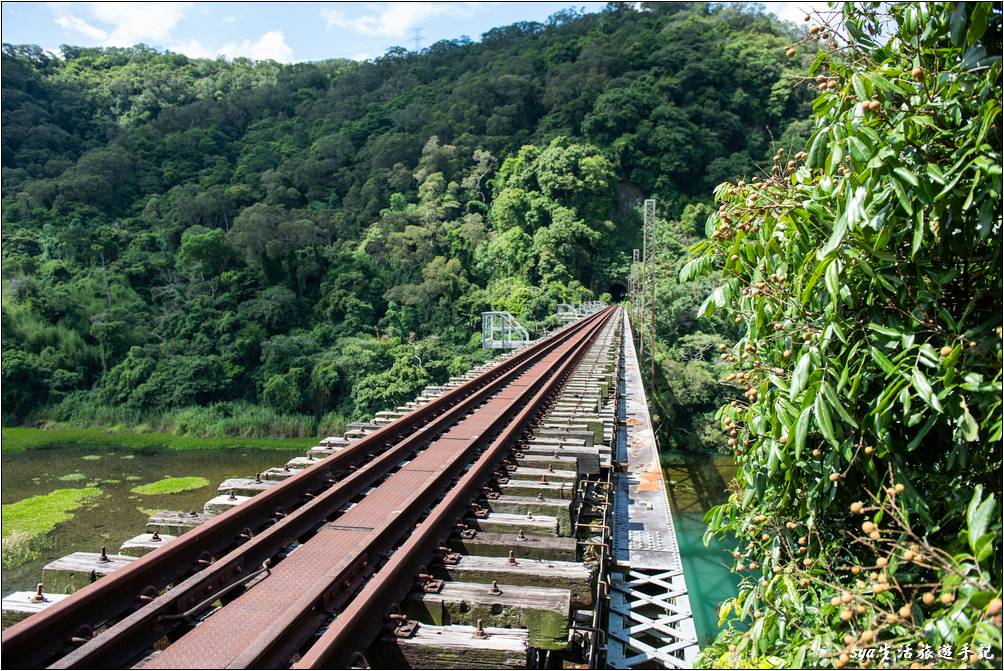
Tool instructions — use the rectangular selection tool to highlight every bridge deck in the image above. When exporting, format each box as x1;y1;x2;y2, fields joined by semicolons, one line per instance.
608;315;698;669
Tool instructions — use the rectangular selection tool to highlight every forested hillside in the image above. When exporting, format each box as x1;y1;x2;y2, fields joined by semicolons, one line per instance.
1;2;811;438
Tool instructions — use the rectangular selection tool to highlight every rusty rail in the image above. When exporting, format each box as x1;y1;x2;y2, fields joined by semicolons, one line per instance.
295;307;617;668
4;307;615;669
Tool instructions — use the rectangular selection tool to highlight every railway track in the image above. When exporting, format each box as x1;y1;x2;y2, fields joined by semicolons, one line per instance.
3;306;622;669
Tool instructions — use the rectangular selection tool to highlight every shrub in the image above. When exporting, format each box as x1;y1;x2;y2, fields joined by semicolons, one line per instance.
686;3;1002;666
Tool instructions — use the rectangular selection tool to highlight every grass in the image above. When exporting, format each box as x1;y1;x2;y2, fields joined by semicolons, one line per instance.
131;476;210;495
57;472;87;482
2;532;42;569
30;397;326;439
137;507;167;516
1;427;315;454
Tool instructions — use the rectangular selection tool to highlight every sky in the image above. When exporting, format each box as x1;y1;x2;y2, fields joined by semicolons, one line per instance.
1;2;829;63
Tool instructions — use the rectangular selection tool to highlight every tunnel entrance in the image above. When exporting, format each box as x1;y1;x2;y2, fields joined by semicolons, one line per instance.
606;282;627;302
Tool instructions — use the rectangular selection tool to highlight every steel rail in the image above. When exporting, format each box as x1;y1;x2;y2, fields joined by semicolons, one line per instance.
14;309;613;670
204;309;616;669
64;308;609;669
295;307;619;669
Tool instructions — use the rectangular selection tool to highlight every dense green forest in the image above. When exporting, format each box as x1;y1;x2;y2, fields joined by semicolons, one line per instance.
1;2;811;444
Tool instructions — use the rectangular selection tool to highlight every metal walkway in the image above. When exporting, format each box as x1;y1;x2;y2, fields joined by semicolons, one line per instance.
608;316;698;668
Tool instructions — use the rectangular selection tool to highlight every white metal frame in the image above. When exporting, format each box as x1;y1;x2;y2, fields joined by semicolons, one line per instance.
481;311;530;349
607;568;699;668
556;303;579;322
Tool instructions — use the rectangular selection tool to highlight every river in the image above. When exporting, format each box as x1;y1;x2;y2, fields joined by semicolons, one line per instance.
1;442;302;592
663;452;741;647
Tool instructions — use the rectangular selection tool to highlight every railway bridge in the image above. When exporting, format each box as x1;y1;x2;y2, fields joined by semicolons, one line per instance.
2;307;698;669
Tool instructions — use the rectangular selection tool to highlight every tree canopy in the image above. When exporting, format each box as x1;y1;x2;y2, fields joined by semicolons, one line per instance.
1;3;812;432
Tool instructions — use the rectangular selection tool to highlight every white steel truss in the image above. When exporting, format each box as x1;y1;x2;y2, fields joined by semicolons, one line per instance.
481;311;530;349
607;568;699;669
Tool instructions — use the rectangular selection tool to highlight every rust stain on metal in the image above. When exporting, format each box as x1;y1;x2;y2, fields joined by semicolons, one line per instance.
637;467;663;492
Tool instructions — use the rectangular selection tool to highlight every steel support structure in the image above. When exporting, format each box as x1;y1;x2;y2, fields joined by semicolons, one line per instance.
608;313;698;669
481;311;530;349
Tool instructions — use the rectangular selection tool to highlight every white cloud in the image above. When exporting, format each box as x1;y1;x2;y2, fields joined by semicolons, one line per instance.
167;37;216;60
54;13;108;41
49;2;291;63
321;2;481;38
51;2;192;47
218;30;293;62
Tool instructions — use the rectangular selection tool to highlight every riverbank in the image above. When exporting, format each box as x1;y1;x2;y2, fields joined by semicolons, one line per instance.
1;427;316;454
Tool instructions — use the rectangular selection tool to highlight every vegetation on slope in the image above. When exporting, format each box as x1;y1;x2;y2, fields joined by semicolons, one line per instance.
2;3;812;438
686;3;1002;667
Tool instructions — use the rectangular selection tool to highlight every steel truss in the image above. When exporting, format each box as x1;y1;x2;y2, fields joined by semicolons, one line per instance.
607;567;699;669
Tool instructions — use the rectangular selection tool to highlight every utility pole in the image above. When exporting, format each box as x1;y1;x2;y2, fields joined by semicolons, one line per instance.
643;199;657;391
630;248;640;326
411;27;424;52
639;211;647;363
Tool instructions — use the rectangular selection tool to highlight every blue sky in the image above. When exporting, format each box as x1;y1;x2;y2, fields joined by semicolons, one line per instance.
1;2;825;63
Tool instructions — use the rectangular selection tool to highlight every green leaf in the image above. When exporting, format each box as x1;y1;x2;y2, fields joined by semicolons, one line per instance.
950;3;968;45
974;533;995;562
697;293;715;318
868;323;902;339
817;215;847;258
813;389;838;447
790;353;812;400
899;386;912;419
967;486;996;554
824;258;840;302
911;210;924;257
959;399;979;441
891;176;914;215
907;416;938;450
794;405;812;459
848;136;872;164
967;2;990;44
807;128;829;169
892;166;919;187
869;347;897;376
851;73;870;101
679;256;711;283
820;380;858;428
911;368;943;412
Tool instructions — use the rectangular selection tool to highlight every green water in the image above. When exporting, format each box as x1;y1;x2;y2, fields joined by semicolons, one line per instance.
663;453;741;647
1;443;302;592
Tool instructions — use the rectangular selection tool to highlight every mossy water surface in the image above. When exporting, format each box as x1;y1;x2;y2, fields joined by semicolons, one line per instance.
131;477;210;495
1;441;302;590
2;487;103;569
